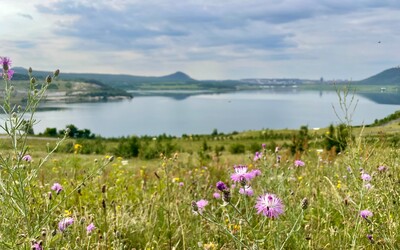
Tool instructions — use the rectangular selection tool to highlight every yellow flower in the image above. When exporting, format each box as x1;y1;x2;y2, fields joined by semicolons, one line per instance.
298;176;303;181
337;180;341;189
64;210;72;217
203;242;217;250
172;177;180;183
73;143;82;154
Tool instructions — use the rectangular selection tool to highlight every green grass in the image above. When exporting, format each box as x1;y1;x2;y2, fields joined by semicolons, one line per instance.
0;123;399;249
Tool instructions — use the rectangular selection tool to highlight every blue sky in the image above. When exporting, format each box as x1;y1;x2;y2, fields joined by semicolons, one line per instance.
2;0;400;80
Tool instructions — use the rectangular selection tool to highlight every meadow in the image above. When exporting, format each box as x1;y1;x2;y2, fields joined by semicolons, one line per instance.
1;58;399;249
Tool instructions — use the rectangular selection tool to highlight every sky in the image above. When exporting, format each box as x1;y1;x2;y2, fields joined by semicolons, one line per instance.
1;0;400;80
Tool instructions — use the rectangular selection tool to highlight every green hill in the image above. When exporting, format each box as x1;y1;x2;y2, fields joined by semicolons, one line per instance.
357;67;400;85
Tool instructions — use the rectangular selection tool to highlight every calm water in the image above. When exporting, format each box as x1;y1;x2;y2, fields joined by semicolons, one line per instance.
17;89;400;137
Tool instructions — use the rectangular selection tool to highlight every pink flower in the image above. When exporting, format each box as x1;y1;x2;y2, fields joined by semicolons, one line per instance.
51;183;63;194
378;165;387;172
58;217;74;232
239;186;254;196
213;192;221;199
361;173;371;182
253;152;262;161
193;199;209;214
360;210;373;219
0;57;12;70
87;223;96;233
22;154;32;162
294;160;305;167
255;193;284;218
231;165;261;182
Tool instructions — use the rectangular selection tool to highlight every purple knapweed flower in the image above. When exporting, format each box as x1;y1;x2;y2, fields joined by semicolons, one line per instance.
2;69;14;80
360;210;373;219
294;160;305;167
51;183;63;194
255;193;284;218
262;143;266;149
213;192;221;199
22;154;32;162
251;169;262;177
193;199;208;214
58;217;74;232
216;181;228;191
32;242;42;250
253;152;262;161
231;165;261;182
0;57;12;70
178;182;184;187
378;165;387;172
364;183;372;190
361;173;371;182
86;223;96;234
239;186;254;196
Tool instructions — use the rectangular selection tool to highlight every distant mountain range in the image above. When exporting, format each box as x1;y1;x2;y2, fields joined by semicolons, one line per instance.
12;66;400;88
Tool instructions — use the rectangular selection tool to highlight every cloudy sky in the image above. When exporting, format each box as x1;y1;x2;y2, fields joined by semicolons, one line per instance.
1;0;400;80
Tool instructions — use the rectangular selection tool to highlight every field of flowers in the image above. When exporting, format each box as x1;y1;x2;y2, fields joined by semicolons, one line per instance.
1;57;399;249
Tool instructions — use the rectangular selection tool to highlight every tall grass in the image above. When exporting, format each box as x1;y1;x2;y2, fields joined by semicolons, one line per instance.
0;57;399;249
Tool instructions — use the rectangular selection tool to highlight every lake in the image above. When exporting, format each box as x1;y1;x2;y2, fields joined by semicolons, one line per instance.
16;89;400;137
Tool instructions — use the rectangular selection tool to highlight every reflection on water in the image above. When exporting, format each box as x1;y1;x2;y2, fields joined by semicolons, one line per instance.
3;89;398;137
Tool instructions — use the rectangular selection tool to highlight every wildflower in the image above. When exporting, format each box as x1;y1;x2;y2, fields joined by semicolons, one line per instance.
367;234;374;243
364;183;372;190
51;183;63;194
251;169;262;177
222;189;231;203
275;146;280;153
213;192;221;199
294;160;305;167
86;223;96;234
253;152;262;161
0;57;12;71
262;143;266;149
2;69;14;80
255;193;284;218
378;165;387;172
58;217;74;232
74;143;82;154
360;210;373;219
178;182;184;187
203;242;217;250
361;173;371;182
192;199;208;214
31;241;43;250
22;154;32;162
231;165;260;182
216;181;228;191
64;210;72;217
239;185;254;196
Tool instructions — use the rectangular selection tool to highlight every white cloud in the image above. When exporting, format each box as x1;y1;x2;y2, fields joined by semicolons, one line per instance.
1;0;399;80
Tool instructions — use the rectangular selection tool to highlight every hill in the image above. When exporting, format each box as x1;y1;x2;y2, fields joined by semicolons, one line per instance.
11;67;249;92
12;67;197;89
357;66;400;85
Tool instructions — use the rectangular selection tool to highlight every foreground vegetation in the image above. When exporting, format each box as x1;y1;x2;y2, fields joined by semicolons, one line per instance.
1;58;399;249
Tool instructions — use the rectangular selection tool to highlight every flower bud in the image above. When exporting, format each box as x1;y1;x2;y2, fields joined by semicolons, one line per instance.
222;190;231;203
28;67;32;73
54;69;60;77
45;75;52;84
191;201;199;212
301;197;309;210
30;77;36;84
